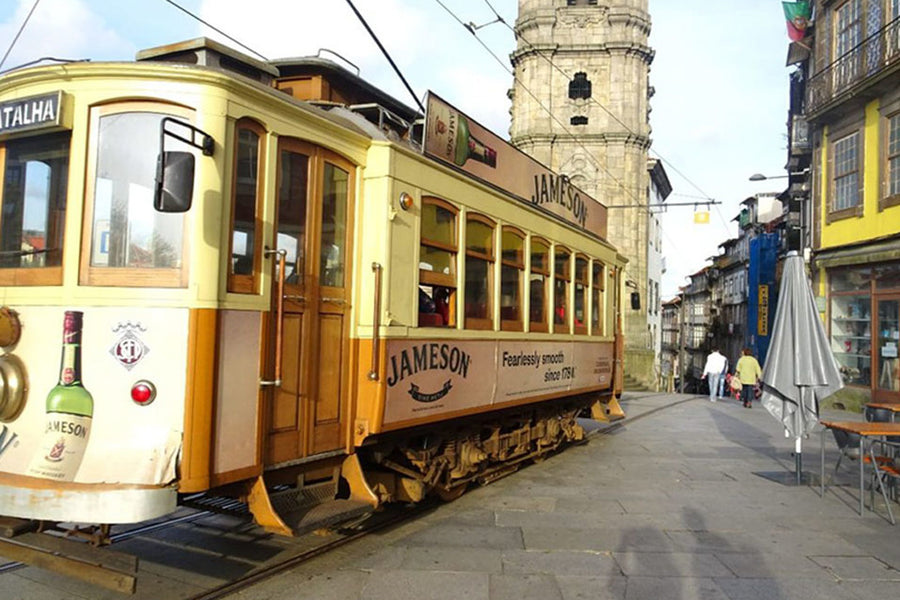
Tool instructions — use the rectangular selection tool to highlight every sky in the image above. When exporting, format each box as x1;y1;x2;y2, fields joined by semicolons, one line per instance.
0;0;793;298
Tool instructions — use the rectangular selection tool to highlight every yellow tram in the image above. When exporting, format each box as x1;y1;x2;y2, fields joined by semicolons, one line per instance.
0;38;626;540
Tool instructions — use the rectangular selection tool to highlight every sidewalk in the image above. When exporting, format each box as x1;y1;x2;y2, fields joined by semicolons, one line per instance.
232;392;899;600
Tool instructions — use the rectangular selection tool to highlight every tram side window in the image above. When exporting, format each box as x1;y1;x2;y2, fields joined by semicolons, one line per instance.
83;107;189;287
591;261;605;336
465;214;495;330
419;198;457;327
500;227;525;331
529;238;550;333
554;247;571;333
229;119;265;293
574;256;589;334
0;133;69;284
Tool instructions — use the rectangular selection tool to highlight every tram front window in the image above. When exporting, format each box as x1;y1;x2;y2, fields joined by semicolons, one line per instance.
0;132;69;271
90;111;185;270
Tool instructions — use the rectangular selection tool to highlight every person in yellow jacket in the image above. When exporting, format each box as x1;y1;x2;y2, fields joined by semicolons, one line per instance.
735;347;762;408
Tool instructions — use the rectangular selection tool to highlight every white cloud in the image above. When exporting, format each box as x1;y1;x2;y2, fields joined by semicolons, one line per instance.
0;0;131;69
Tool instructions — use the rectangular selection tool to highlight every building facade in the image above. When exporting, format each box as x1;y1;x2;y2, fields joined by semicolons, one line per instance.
797;1;900;406
509;0;656;385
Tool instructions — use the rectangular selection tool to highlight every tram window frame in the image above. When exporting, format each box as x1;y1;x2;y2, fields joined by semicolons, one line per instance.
419;197;458;328
529;237;550;333
500;226;525;332
464;213;495;331
228;118;266;294
0;132;70;286
554;246;572;334
574;254;589;335
80;102;192;288
591;261;605;336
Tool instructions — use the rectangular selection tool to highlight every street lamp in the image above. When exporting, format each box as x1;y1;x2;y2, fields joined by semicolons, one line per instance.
748;173;789;181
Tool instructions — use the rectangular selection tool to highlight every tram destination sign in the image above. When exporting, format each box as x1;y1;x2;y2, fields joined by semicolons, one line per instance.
0;91;65;137
423;92;607;240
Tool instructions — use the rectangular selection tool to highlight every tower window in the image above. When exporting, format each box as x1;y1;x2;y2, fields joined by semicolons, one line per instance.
570;116;588;126
569;72;592;100
567;0;598;6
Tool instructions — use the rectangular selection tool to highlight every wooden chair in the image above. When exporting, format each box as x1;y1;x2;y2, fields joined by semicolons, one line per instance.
868;439;900;524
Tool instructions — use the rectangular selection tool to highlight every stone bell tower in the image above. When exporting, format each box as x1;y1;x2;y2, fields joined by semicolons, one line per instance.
509;0;656;385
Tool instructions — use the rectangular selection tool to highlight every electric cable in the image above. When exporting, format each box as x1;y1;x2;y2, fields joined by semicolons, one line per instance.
0;0;41;71
482;0;718;206
162;0;268;62
344;0;425;113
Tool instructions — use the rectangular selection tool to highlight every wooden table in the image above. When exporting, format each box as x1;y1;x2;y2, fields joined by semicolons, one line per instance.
819;420;900;517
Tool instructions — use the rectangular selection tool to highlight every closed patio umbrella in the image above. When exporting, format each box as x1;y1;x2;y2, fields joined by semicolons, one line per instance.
759;251;843;484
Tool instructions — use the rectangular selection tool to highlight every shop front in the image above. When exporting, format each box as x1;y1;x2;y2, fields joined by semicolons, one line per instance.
825;254;900;403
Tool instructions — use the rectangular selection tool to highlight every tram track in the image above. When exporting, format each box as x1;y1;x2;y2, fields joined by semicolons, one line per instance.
185;502;436;600
1;397;691;597
188;396;693;599
0;508;218;575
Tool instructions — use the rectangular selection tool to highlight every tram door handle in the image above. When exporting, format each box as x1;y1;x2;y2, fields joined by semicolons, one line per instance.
261;248;287;388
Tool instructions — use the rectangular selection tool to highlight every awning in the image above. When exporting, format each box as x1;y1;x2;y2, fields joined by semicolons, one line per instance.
814;237;900;269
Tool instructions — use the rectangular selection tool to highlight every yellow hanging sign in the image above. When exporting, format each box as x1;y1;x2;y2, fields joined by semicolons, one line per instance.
693;211;710;224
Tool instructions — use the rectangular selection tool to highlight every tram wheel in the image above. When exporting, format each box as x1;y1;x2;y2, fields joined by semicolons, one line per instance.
435;483;467;502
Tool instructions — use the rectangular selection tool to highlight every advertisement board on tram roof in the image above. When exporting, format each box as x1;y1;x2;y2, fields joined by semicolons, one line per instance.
422;92;608;241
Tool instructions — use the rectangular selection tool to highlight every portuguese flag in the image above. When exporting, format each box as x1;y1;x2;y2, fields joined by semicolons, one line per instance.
783;1;811;41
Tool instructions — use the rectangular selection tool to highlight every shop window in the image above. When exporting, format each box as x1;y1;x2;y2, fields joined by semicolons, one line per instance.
875;263;900;290
229;118;266;293
81;103;191;288
530;238;550;333
591;261;605;336
0;132;69;285
500;227;525;331
831;267;872;387
574;255;589;334
465;214;495;330
554;246;571;333
419;197;458;327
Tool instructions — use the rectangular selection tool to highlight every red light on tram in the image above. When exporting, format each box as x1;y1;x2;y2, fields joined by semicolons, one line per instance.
131;380;157;406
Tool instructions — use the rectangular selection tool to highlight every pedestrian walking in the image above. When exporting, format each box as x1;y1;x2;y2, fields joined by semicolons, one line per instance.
701;347;727;402
717;355;729;398
735;347;762;408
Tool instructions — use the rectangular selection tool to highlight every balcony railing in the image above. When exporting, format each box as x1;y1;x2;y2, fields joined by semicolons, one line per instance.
808;16;900;114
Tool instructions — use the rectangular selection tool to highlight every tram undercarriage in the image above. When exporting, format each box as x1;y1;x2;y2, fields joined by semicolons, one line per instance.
364;394;623;503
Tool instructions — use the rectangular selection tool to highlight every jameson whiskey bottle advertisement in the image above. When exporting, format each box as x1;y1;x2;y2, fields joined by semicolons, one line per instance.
27;311;94;481
425;94;497;169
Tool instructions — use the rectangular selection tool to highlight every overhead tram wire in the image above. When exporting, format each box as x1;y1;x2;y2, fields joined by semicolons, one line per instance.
162;0;268;62
0;0;40;71
432;0;642;207
481;0;719;209
433;0;664;219
435;0;698;257
344;0;425;114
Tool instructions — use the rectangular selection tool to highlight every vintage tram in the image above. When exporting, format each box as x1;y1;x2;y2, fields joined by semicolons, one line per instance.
0;38;626;544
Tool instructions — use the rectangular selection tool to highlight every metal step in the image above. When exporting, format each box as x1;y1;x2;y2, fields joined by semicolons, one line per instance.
277;499;374;537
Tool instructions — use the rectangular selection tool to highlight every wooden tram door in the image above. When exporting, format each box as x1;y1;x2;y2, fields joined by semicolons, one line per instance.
265;139;354;465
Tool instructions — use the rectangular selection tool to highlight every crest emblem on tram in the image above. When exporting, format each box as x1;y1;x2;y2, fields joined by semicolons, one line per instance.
109;322;149;370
